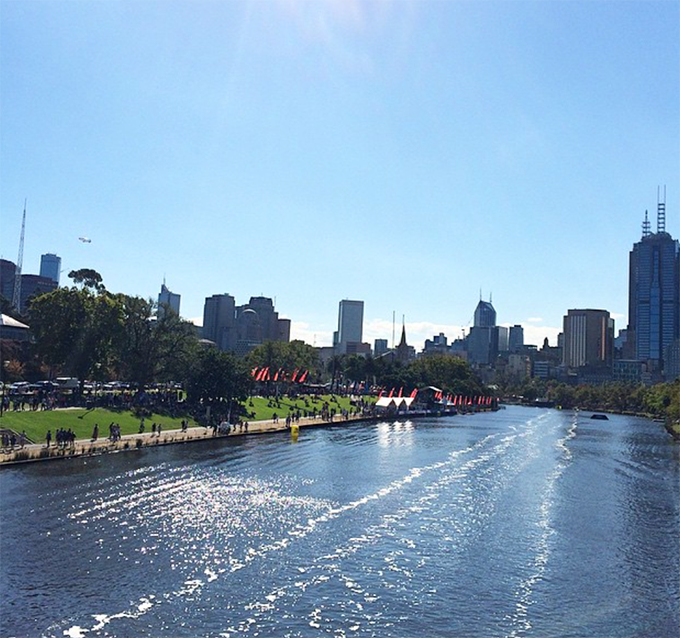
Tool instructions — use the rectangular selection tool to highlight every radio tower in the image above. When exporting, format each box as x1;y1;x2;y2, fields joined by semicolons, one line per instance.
12;200;26;310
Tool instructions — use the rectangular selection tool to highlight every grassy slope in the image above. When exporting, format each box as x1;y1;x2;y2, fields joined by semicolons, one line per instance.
0;409;198;444
242;394;360;421
0;394;370;444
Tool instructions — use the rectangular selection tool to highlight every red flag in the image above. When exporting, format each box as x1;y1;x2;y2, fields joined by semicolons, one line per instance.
398;387;403;398
299;370;308;383
378;389;384;399
291;369;298;382
251;366;259;378
410;388;418;398
388;388;394;398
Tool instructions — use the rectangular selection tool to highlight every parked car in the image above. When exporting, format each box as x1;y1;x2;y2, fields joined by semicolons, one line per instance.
55;377;80;390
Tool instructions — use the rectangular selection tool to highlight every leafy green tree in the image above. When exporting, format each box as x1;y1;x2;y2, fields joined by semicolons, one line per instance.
115;295;197;387
409;355;482;395
248;340;319;379
342;355;371;383
29;286;123;381
68;268;106;292
185;348;251;420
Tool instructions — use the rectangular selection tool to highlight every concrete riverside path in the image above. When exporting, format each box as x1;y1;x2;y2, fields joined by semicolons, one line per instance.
0;412;381;466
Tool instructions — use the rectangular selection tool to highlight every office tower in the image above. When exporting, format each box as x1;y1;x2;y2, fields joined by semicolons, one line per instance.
374;339;388;357
509;325;524;352
202;294;236;351
474;299;496;327
0;259;16;302
39;253;61;285
335;300;364;354
562;309;614;369
234;296;290;356
468;298;502;366
18;274;57;313
627;193;679;374
158;282;181;317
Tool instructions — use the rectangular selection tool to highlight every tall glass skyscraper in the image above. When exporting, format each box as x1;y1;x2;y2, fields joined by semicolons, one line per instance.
627;200;679;374
334;300;364;354
39;253;61;285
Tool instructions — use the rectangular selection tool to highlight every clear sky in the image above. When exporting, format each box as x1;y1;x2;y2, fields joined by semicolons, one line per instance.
1;0;678;350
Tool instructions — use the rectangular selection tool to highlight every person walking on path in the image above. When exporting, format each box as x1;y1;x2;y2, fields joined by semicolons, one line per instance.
92;424;99;441
46;430;52;447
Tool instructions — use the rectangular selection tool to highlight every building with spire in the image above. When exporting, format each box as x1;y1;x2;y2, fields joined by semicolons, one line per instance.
158;281;181;317
627;189;679;379
393;322;416;363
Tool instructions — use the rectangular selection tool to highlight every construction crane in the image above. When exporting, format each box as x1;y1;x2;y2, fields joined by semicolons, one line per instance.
12;200;26;310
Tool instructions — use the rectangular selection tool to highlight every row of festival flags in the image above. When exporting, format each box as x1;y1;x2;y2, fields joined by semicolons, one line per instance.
433;393;494;406
251;367;309;383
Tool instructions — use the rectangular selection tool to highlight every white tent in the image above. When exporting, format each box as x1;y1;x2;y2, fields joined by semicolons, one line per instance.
375;396;415;409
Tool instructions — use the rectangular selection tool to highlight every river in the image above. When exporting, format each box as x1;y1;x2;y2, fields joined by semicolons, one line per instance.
1;406;679;637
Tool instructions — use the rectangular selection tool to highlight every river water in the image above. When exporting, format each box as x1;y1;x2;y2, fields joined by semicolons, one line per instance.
1;406;679;638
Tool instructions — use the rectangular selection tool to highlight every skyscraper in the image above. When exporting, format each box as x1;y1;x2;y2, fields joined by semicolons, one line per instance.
334;300;364;355
474;299;496;328
39;253;61;285
468;298;503;366
508;325;524;352
202;294;236;351
562;309;613;370
158;282;181;317
627;194;679;375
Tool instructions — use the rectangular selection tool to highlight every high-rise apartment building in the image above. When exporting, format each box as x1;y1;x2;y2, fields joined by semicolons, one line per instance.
562;309;614;370
334;299;364;355
39;253;61;285
158;282;181;317
627;195;679;375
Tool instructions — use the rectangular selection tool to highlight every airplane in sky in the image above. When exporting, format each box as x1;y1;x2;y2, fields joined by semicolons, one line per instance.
78;236;92;243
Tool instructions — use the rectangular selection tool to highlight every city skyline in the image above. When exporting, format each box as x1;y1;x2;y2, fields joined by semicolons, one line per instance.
1;1;678;350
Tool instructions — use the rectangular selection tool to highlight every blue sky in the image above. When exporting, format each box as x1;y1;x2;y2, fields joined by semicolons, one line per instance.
1;0;678;350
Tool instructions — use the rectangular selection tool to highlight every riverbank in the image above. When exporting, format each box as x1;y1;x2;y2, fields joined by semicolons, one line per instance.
0;409;454;466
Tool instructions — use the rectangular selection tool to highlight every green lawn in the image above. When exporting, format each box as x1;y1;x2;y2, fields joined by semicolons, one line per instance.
241;394;369;421
0;409;199;444
0;394;374;444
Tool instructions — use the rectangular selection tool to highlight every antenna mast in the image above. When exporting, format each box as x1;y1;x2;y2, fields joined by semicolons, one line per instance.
657;185;666;233
642;210;651;237
12;200;26;310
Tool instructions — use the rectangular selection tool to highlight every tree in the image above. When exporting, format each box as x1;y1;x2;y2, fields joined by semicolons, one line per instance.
185;348;252;421
68;268;106;292
248;340;319;379
115;295;197;387
29;286;123;381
